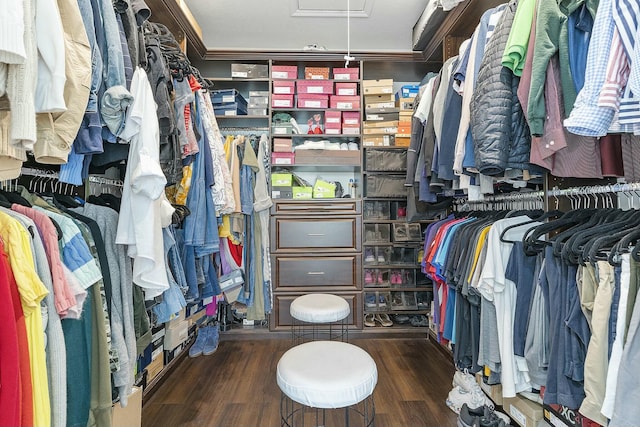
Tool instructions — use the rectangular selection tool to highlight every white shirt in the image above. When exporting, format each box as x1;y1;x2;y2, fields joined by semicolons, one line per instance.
478;216;542;398
0;0;26;64
35;0;67;113
116;67;174;300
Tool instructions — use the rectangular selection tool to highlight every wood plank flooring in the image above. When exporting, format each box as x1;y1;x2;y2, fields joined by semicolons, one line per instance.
142;338;459;427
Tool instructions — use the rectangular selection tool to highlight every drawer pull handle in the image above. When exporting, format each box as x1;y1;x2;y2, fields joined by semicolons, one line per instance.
307;272;325;275
307;233;325;236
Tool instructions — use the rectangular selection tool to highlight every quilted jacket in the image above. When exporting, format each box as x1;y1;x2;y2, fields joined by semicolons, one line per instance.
470;0;532;176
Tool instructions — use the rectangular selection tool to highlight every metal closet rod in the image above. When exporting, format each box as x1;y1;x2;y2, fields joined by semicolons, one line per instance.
462;190;545;204
88;175;123;187
21;167;61;178
548;182;640;197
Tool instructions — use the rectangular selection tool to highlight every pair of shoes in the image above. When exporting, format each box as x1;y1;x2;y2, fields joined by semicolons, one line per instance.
347;142;358;151
340;142;349;150
446;386;493;415
453;370;482;394
390;270;403;285
189;324;220;357
410;314;428;327
364;313;376;327
365;294;377;308
392;314;410;324
364;249;376;263
374;313;393;327
457;404;508;427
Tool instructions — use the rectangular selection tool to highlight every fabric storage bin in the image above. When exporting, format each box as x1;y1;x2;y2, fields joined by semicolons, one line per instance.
273;81;295;94
336;82;358;96
272;65;298;79
296;80;334;95
365;174;407;198
304;67;330;79
297;94;329;109
365;149;407;171
272;94;294;108
333;67;360;80
330;95;360;110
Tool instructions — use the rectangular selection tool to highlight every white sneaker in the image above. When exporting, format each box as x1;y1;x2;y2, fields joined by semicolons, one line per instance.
347;142;359;151
446;386;493;415
453;370;482;394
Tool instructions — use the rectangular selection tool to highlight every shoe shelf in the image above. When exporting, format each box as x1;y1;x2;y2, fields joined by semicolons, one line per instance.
215;114;270;119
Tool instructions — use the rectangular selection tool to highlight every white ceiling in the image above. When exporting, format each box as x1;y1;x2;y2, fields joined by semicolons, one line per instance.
183;0;429;53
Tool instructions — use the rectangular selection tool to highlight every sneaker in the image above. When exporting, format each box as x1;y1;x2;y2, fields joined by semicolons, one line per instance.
340;142;348;150
410;314;429;327
189;326;207;358
453;370;482;395
392;314;410;324
365;294;377;308
446;386;491;415
364;313;376;327
203;323;220;355
364;249;375;263
377;251;386;263
347;142;358;151
457;404;507;427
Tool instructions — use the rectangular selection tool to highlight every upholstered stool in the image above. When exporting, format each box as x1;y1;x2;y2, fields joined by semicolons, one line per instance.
277;341;377;427
290;293;350;344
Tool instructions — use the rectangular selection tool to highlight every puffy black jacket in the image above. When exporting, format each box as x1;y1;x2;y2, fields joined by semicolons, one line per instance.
470;0;532;176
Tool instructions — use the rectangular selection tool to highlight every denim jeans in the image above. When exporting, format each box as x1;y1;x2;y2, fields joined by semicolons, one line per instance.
153;227;187;323
76;0;103;113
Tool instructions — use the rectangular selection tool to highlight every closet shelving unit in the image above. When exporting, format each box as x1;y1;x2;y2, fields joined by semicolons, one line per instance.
268;59;364;332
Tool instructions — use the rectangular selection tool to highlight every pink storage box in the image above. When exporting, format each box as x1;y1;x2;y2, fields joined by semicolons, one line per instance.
342;124;360;135
273;81;295;95
272;65;297;79
272;94;294;108
342;111;361;125
325;127;342;135
271;152;295;165
296;80;334;95
325;120;342;129
330;95;360;110
324;110;342;124
297;94;329;109
336;82;357;96
333;67;360;81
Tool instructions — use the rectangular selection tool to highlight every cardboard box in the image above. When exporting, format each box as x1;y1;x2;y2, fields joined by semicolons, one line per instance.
333;67;359;80
475;373;503;406
164;319;189;350
247;108;267;116
366;112;400;121
112;386;142;427
362;79;394;95
313;179;336;198
185;300;204;318
363;120;399;128
365;94;395;110
325;127;341;135
295;150;360;165
397;97;416;111
342;111;361;125
272;172;293;186
305;67;330;79
145;355;164;383
342;124;360;135
503;395;544;427
297;94;329;109
165;308;185;329
363;126;397;135
292;186;313;199
543;404;589;427
248;96;269;106
336;82;358;96
271;152;295;165
271;186;293;199
330;95;360;110
273;138;293;152
273;80;295;94
187;308;207;328
398;121;412;136
396;84;420;99
325;110;342;124
272;94;294;108
231;63;268;79
164;342;185;365
362;135;395;147
394;137;410;147
297;80;334;95
272;65;298;79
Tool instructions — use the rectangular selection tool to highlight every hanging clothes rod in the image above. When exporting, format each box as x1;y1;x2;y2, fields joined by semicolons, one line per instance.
87;175;123;187
462;190;545;204
21;167;61;179
548;182;640;197
219;127;269;135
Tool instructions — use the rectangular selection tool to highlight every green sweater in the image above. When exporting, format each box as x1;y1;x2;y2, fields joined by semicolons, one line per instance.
526;0;599;135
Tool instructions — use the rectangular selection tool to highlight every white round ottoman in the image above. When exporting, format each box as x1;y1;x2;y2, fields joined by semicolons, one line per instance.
277;341;377;427
290;293;351;343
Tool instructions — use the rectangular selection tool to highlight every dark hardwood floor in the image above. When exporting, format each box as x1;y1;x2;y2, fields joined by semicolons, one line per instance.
142;338;459;427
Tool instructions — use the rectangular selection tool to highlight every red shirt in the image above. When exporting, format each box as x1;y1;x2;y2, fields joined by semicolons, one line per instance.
0;240;20;426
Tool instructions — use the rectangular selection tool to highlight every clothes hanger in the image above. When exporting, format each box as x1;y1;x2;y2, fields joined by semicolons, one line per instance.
522;209;595;255
499;209;563;243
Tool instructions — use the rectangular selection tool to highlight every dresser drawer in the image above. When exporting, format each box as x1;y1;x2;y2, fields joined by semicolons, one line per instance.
271;216;362;252
271;199;362;216
272;255;362;291
270;292;362;331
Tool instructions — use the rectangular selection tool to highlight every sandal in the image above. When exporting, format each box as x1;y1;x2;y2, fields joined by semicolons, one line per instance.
375;313;393;327
364;313;376;327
